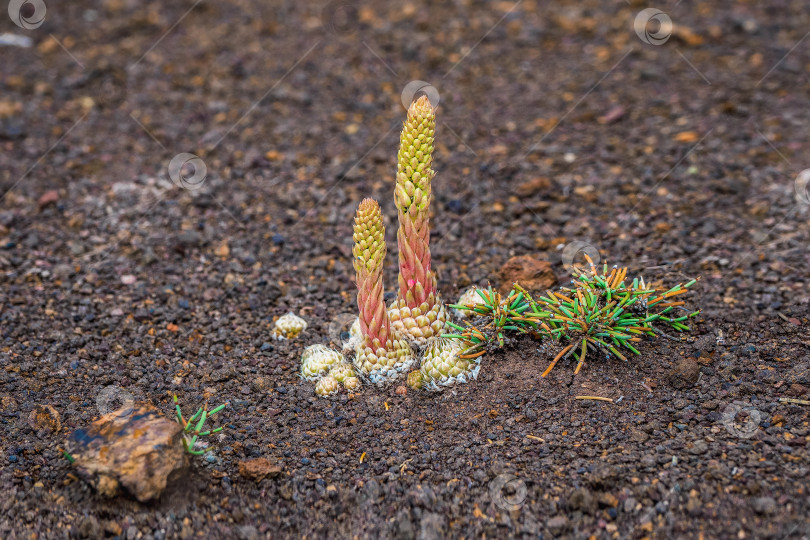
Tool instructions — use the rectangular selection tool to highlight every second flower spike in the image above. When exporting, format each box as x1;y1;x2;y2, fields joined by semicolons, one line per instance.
352;198;414;383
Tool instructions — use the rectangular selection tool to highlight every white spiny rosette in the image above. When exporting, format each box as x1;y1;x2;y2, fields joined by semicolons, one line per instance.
274;312;308;340
418;337;482;391
300;344;344;381
453;287;487;320
343;376;361;391
341;317;362;356
315;375;340;396
327;363;356;383
387;298;448;347
354;336;415;385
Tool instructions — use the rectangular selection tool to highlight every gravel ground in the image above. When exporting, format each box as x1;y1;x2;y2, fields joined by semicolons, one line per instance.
1;0;809;538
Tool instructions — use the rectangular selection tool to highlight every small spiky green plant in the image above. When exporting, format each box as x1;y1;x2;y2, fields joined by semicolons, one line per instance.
445;256;700;375
388;96;448;345
353;198;414;382
173;396;227;456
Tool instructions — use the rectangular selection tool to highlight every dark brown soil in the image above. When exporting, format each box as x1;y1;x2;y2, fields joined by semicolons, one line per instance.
2;0;809;538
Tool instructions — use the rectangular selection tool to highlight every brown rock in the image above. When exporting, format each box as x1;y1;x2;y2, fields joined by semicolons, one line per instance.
786;383;808;397
66;402;185;502
514;177;551;197
568;488;596;513
667;358;701;389
238;458;282;481
496;255;556;295
598;492;619;508
27;404;61;433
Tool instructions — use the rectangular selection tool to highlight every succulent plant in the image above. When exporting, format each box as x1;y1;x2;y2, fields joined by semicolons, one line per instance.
301;91;705;395
388;96;448;346
343;376;361;391
327;363;356;383
315;375;340;396
352;198;414;383
406;369;424;390
417;338;482;390
274;312;308;340
300;344;344;380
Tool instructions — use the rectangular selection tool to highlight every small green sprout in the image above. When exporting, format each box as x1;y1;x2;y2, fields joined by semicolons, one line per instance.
173;395;227;456
60;447;75;464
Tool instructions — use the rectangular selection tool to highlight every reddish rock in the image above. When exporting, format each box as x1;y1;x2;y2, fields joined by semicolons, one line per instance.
598;105;626;124
786;383;808;397
496;255;556;295
37;190;59;208
238;457;282;481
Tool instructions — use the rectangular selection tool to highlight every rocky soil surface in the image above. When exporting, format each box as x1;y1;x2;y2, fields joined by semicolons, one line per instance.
1;0;809;538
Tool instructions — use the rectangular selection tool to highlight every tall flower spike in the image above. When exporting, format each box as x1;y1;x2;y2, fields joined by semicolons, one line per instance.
353;198;414;383
389;95;448;345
